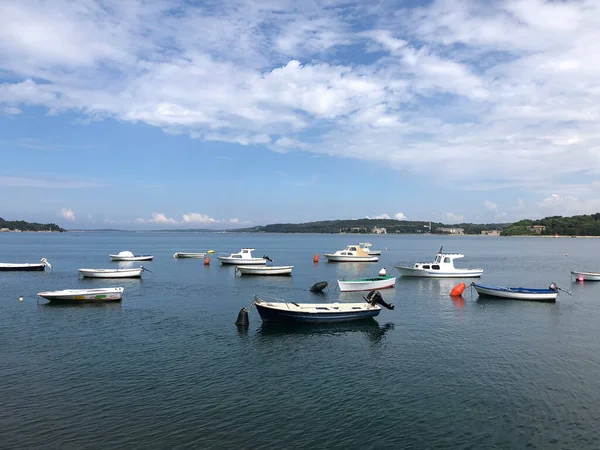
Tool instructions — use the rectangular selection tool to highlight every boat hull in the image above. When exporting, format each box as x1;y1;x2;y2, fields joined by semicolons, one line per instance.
571;271;600;281
0;264;45;271
79;268;143;278
237;265;293;275
395;266;483;278
337;276;396;292
324;255;379;262
254;302;381;323
173;252;206;258
109;255;153;261
218;257;266;265
37;288;124;303
472;284;558;302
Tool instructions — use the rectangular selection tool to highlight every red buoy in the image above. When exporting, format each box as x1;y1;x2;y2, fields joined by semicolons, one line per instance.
450;282;466;296
313;254;319;263
204;257;210;265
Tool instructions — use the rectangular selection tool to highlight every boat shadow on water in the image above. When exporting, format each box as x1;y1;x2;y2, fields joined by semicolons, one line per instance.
254;321;395;344
38;301;122;309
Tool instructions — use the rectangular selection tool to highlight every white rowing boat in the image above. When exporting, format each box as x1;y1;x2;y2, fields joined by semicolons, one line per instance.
173;252;206;259
79;267;145;278
109;251;153;261
337;275;396;292
0;258;52;271
37;287;124;303
236;265;293;276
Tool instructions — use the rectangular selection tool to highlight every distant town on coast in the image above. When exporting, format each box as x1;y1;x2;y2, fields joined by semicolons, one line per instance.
5;213;600;237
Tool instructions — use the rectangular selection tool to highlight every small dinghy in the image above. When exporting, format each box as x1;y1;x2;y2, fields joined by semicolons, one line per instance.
79;267;147;278
109;251;153;261
37;287;124;303
571;271;600;281
471;282;571;302
236;265;293;276
173;252;206;259
252;290;394;324
337;275;396;292
0;258;52;272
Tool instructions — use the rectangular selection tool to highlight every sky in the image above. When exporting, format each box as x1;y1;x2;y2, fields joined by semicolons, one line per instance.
1;0;600;230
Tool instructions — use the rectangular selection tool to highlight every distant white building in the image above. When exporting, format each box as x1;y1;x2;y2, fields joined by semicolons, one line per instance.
437;227;464;235
481;230;501;236
372;227;387;234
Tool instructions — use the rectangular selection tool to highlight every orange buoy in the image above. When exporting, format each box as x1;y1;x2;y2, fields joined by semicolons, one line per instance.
204;257;210;265
313;254;319;263
450;282;466;296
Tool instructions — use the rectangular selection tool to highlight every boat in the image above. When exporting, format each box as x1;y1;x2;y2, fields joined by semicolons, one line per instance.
571;271;600;281
109;251;153;261
0;257;52;271
471;283;560;302
252;290;394;323
37;287;124;303
236;265;293;276
324;245;379;262
78;267;146;278
337;275;396;292
394;247;482;278
218;248;269;265
173;252;206;258
358;242;382;255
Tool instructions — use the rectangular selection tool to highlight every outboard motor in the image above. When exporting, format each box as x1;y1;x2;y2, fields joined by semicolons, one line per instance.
263;255;274;263
365;290;395;310
549;282;558;291
310;281;328;293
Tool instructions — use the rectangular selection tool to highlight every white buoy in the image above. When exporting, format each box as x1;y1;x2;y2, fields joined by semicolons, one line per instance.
19;296;23;302
379;267;387;276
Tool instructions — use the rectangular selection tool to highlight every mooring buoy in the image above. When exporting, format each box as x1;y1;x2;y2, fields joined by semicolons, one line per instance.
235;307;249;327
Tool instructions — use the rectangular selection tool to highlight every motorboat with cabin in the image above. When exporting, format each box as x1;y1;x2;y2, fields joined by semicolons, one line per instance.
394;247;482;278
358;243;382;256
324;245;379;262
218;248;269;265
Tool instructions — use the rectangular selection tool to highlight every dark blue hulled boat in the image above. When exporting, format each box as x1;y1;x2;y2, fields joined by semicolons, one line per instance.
252;291;394;324
0;258;52;271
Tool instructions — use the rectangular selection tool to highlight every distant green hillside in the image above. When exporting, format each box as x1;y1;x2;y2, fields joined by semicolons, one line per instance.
502;214;600;236
0;217;65;232
237;219;508;234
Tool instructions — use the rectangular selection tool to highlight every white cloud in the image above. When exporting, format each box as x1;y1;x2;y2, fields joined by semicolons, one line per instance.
0;175;104;188
394;212;407;220
182;213;218;224
135;212;248;227
2;0;600;201
484;201;498;211
443;212;464;223
60;208;75;221
2;106;21;115
366;213;391;220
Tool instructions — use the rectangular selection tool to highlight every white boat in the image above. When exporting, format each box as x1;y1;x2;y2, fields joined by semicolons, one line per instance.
218;248;268;265
173;252;206;258
37;287;124;303
324;245;379;262
109;251;153;261
337;275;396;292
394;247;482;278
0;257;52;271
471;283;559;302
236;265;293;276
79;267;145;278
571;271;600;281
358;242;382;256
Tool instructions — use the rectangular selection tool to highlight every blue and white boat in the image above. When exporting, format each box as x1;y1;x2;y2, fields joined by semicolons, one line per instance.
253;291;394;324
471;283;560;302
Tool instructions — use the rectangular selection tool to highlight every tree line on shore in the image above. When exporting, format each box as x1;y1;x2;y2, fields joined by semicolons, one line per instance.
0;217;65;232
501;214;600;236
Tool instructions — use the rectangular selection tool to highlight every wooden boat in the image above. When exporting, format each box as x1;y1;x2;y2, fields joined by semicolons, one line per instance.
37;287;124;303
358;242;382;255
253;290;394;323
236;265;293;276
471;283;559;302
0;258;52;271
109;251;153;261
395;246;482;278
337;275;396;292
324;245;379;262
173;252;206;258
79;267;145;278
218;248;268;265
571;271;600;281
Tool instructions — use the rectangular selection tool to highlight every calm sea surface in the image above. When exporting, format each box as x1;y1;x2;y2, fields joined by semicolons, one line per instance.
1;232;600;449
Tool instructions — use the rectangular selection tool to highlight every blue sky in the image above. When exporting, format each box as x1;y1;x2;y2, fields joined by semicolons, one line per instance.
1;0;599;229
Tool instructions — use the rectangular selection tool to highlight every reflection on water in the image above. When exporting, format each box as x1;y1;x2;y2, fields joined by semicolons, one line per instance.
256;320;394;344
38;301;123;309
450;295;466;309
